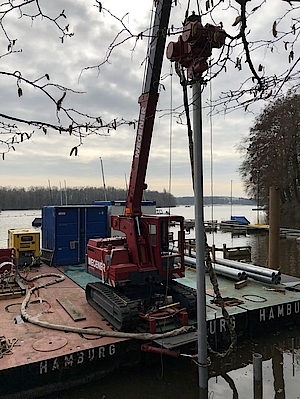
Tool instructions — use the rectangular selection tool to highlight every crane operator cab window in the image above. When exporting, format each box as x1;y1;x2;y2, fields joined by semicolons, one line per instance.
160;220;169;255
160;219;183;272
148;220;169;254
149;224;157;247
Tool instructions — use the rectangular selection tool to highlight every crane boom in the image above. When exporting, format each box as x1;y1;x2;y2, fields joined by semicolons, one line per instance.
125;0;172;217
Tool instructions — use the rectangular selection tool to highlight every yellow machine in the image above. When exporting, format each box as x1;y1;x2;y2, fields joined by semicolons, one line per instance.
8;228;40;267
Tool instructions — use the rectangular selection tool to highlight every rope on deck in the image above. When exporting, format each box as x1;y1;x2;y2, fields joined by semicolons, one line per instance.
0;336;18;358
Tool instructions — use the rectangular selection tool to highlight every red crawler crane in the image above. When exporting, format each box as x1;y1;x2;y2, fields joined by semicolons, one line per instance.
85;0;196;333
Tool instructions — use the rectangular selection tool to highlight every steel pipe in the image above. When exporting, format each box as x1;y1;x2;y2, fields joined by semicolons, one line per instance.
182;253;281;284
212;264;247;281
215;258;280;279
245;272;280;285
184;257;246;281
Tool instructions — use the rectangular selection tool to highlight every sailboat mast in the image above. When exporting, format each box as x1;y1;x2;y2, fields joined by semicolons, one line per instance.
230;179;233;218
99;157;107;201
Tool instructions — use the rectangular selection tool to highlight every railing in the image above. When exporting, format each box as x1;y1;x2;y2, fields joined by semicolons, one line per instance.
212;244;251;262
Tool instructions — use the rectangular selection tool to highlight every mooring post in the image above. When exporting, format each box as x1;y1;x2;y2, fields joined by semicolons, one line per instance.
292;337;295;377
211;244;215;262
253;352;263;399
268;186;280;269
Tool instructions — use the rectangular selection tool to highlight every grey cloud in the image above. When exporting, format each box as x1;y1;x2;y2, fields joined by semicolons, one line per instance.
1;0;296;198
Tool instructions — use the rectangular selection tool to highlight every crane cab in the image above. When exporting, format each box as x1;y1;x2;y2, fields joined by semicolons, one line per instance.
145;214;185;278
86;214;185;288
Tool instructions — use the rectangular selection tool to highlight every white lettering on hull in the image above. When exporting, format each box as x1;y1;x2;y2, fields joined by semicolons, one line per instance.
39;344;116;375
208;316;236;336
259;301;300;322
208;301;300;338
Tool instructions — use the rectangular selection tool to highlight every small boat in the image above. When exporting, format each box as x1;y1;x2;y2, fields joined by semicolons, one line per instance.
219;216;250;230
32;217;42;227
156;208;170;215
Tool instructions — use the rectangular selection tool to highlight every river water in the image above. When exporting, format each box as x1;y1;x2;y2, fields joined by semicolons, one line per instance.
1;206;300;399
0;209;41;248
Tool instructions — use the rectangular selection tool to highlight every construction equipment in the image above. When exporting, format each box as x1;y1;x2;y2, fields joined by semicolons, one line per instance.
8;228;40;267
86;0;196;333
0;248;15;274
0;248;26;299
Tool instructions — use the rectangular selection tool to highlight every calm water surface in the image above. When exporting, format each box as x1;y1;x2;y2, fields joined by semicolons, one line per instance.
1;206;300;398
0;209;41;248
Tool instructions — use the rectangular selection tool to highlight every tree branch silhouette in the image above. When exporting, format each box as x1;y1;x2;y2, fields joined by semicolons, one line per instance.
1;0;300;157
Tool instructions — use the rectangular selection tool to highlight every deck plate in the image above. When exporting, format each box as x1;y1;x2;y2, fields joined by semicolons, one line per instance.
33;336;68;352
153;331;198;349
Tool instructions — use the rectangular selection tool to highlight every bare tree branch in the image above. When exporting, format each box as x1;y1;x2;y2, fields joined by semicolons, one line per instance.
1;0;300;157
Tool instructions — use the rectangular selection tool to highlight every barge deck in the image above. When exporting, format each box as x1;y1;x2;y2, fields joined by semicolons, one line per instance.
1;262;300;398
0;264;141;399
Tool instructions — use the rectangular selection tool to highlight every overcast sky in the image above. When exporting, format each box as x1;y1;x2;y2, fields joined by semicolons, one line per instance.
0;0;298;198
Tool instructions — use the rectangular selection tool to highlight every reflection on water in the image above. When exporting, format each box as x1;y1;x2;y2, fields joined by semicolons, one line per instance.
249;233;300;277
42;327;300;399
209;330;300;399
1;207;300;398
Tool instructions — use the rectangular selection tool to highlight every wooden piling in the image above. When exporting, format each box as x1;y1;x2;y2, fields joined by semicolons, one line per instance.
268;186;280;269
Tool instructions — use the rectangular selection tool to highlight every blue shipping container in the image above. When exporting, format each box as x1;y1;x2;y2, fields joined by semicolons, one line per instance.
42;205;108;266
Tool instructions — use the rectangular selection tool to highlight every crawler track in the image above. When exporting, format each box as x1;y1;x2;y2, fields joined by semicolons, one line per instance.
86;280;197;332
168;280;197;317
86;282;140;332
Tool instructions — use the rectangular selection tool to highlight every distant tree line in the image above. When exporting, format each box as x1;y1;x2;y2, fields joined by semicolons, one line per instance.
176;196;255;206
0;186;176;210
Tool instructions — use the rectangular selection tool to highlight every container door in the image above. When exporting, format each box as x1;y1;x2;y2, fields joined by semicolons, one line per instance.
42;207;55;250
55;207;80;265
80;207;108;262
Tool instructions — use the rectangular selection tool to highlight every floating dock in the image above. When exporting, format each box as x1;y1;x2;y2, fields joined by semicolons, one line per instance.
181;268;300;349
1;261;300;398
